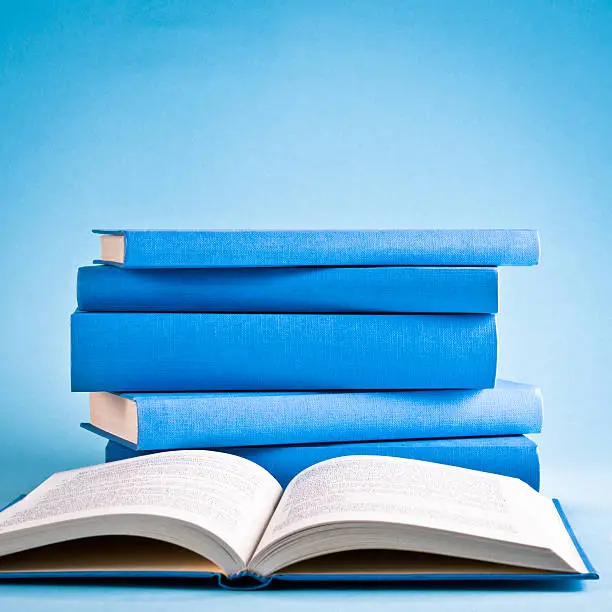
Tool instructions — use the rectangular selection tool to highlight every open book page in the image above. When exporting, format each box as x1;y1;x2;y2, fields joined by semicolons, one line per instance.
252;456;586;573
0;451;282;571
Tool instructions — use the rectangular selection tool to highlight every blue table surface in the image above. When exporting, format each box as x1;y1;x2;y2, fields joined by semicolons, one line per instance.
0;458;609;612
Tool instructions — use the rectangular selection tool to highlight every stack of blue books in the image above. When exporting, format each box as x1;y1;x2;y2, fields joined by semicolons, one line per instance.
72;229;542;490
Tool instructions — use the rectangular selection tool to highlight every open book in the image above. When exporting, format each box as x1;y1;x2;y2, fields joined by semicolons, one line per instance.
0;452;596;588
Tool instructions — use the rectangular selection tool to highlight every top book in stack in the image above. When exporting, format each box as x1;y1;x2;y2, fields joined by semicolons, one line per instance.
70;229;539;393
95;229;540;268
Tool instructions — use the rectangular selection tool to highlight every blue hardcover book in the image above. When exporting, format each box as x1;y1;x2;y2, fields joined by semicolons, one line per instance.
77;265;499;313
84;381;541;450
71;312;497;392
103;435;541;490
94;229;540;268
0;453;595;587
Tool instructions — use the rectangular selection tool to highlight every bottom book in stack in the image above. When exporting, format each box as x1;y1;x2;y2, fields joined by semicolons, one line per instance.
103;435;540;490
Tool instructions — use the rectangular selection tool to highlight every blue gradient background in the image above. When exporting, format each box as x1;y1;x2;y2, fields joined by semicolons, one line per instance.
0;1;610;610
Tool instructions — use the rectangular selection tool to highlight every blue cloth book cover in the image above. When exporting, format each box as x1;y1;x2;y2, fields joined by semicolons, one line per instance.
100;435;542;490
70;312;498;392
94;229;540;268
85;381;542;450
77;265;499;313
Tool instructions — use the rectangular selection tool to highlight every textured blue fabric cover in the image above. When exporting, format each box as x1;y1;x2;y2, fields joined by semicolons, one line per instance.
93;229;540;268
77;265;499;313
104;435;541;490
84;381;540;449
70;312;497;391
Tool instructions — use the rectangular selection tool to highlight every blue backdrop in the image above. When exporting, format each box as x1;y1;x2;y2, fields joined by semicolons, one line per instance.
0;1;610;610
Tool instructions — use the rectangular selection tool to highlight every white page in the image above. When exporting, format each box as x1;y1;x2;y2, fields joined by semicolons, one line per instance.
254;455;585;572
0;451;282;566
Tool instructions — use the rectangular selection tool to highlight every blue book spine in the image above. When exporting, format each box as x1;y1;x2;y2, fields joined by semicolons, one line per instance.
77;265;499;313
104;436;541;490
84;381;541;449
94;229;540;268
71;312;497;391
